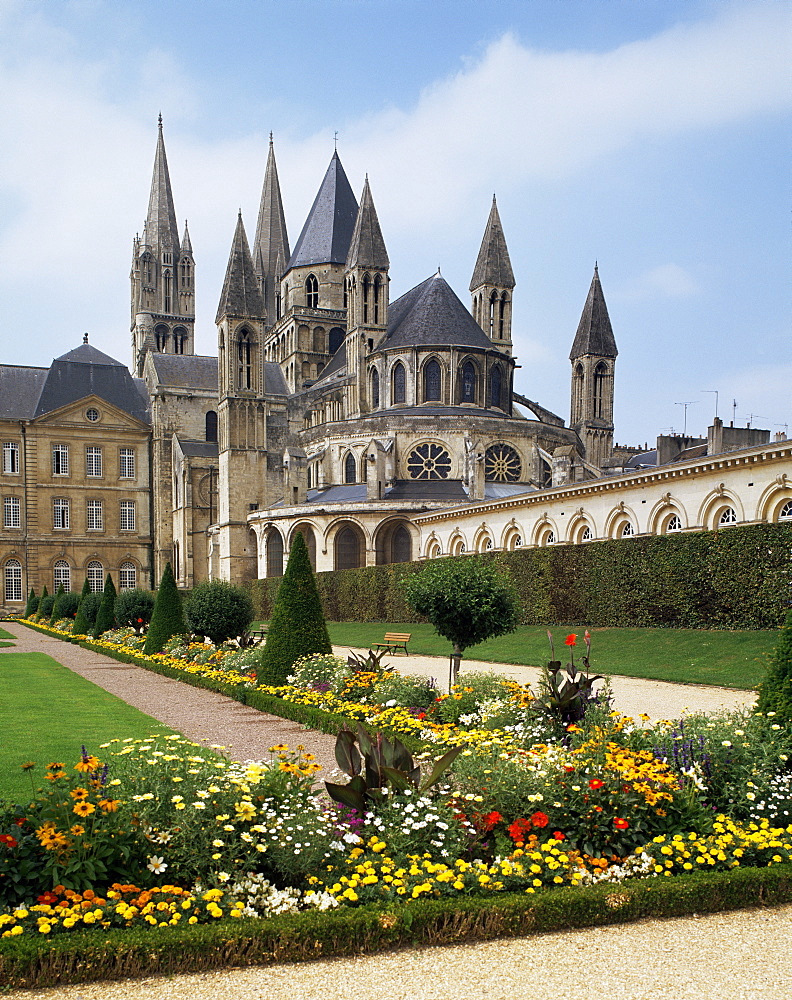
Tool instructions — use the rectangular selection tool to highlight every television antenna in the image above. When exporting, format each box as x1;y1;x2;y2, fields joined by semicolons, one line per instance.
675;401;696;436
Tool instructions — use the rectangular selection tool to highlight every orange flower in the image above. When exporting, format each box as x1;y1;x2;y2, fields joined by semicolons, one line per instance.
98;798;121;813
72;801;96;817
552;830;565;840
74;755;101;773
530;811;549;828
70;787;90;800
613;817;630;830
564;634;576;646
588;779;605;790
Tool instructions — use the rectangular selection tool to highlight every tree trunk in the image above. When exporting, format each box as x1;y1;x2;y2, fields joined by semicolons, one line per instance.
450;643;463;689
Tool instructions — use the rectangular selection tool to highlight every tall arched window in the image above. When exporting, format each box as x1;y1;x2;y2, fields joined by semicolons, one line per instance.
489;291;497;337
391;525;412;563
305;274;318;309
424;359;441;402
461;361;476;403
362;273;370;323
373;275;382;323
87;561;104;593
335;525;363;570
205;410;218;442
344;452;357;484
266;529;284;578
173;327;187;354
53;560;71;593
155;324;169;352
180;258;192;288
238;330;252;389
371;368;380;408
119;562;137;590
4;559;22;601
392;362;406;404
499;293;508;338
163;269;172;313
593;362;609;419
490;366;503;409
572;362;585;422
294;526;317;569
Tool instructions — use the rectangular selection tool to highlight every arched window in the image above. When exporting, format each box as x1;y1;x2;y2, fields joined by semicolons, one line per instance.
373;275;382;323
780;500;792;520
266;530;284;578
488;290;497;337
119;562;137;590
53;560;71;593
580;526;592;541
392;362;406;404
666;514;682;533
593;362;610;419
237;330;252;389
461;361;476;404
4;559;22;602
163;269;172;313
490;366;503;409
362;273;370;323
328;327;344;354
305;274;318;309
155;324;169;352
424;359;441;402
335;525;363;570
313;328;325;353
180;258;192;288
172;327;187;354
344;452;357;484
499;293;508;338
142;252;153;285
205;411;218;443
371;368;380;408
391;525;412;564
718;506;737;526
620;521;634;538
572;362;584;422
87;561;104;593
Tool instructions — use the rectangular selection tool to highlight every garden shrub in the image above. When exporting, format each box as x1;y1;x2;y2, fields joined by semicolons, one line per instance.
92;574;117;639
144;562;186;655
54;591;80;620
433;671;514;725
71;578;92;634
74;592;102;632
48;584;65;625
184;580;254;645
371;672;438;711
288;652;350;693
23;588;38;617
38;595;55;621
115;588;156;630
756;607;792;726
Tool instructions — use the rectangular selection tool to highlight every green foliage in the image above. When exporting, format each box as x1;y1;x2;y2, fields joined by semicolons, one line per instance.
71;578;92;635
49;584;65;625
756;608;792;725
92;574;118;639
372;673;438;711
532;631;606;725
38;595;55;620
257;533;332;685
56;592;80;620
143;562;186;655
114;588;156;631
289;652;350;692
184;579;254;645
23;588;38;617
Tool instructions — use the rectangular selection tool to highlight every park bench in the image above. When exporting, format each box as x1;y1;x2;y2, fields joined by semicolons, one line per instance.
373;632;412;655
247;626;268;646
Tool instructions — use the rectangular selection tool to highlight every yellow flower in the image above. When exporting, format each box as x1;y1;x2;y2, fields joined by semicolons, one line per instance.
73;801;96;817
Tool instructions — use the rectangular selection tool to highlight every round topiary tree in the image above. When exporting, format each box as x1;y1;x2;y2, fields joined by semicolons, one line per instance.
756;607;792;726
92;574;118;639
71;578;93;635
115;589;156;632
403;555;520;687
257;532;332;686
56;591;80;620
38;594;55;621
185;580;254;646
24;589;38;618
144;562;186;655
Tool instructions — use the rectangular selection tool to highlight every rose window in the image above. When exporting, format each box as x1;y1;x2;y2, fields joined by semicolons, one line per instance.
484;444;521;482
407;443;452;480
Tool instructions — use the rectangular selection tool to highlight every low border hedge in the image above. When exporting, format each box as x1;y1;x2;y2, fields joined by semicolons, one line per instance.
1;864;791;989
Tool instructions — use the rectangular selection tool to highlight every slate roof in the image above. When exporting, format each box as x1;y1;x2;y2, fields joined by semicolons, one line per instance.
178;439;219;459
264;362;289;396
569;266;618;360
384;273;496;351
470;196;515;291
33;343;150;423
0;366;48;419
216;214;265;323
144;119;181;252
253;138;290;317
385;479;469;502
346;178;389;270
483;482;537;500
150;354;218;390
313;341;347;383
287;152;359;269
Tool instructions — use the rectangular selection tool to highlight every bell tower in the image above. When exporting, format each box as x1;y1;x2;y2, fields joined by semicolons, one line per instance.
470;196;515;356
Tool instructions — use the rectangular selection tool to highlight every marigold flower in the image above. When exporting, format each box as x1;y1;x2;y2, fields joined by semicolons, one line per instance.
530;811;549;828
552;831;565;840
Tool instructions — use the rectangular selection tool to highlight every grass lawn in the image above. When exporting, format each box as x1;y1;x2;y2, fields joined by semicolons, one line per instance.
0;650;183;803
0;626;15;647
306;622;775;691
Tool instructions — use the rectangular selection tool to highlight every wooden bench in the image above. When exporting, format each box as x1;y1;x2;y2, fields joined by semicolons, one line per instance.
373;632;411;655
247;627;268;646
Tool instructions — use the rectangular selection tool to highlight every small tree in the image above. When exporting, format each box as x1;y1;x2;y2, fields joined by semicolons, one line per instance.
756;607;792;725
92;574;118;638
403;556;520;687
185;580;254;645
144;562;186;655
72;578;93;635
257;532;332;686
23;589;37;617
49;583;65;625
115;589;156;632
35;585;49;621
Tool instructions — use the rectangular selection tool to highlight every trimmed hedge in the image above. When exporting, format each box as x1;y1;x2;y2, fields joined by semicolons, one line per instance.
1;863;791;989
248;523;792;629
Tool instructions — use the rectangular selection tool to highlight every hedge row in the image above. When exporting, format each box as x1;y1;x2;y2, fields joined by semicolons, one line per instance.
248;523;792;629
2;863;791;989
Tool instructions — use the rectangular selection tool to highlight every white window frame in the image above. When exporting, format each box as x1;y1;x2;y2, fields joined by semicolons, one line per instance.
86;499;103;531
119;561;137;590
52;444;69;476
3;496;20;528
87;561;104;593
120;499;136;531
53;497;70;530
2;442;20;474
53;560;71;593
86;446;103;478
4;559;22;601
119;448;135;479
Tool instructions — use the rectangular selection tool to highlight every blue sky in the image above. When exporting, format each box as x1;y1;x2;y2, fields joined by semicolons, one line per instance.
0;0;789;446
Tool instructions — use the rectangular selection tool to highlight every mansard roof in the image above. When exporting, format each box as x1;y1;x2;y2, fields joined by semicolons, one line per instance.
346;177;389;270
216;214;265;323
149;354;218;391
470;196;515;291
0;366;48;419
384;273;495;351
287;152;359;270
144;118;181;252
569;266;618;360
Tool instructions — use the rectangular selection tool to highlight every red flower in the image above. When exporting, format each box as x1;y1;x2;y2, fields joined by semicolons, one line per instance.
37;891;58;904
481;810;502;831
613;818;630;830
507;817;533;842
564;634;576;646
0;834;18;848
552;831;565;840
530;811;549;828
563;765;575;773
588;779;605;790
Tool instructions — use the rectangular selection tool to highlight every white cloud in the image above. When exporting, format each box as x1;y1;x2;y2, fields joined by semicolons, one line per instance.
618;264;699;302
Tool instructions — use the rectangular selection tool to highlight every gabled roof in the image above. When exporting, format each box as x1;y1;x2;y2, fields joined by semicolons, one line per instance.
216;214;265;322
569;266;618;360
0;366;48;419
384;273;495;351
470;196;515;291
346;177;389;270
149;354;218;391
145;118;181;252
287;152;358;270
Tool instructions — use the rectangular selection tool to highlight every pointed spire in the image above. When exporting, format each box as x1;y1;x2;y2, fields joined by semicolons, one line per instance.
181;220;192;254
470;196;515;291
569;266;618;360
346;177;389;270
145;117;181;252
288;151;358;269
253;135;290;316
216;213;264;323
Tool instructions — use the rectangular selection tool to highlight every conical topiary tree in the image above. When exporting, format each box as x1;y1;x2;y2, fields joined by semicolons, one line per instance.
257;531;331;686
72;578;92;636
49;583;65;625
143;562;185;655
35;585;49;621
23;588;37;618
756;607;792;726
92;574;117;639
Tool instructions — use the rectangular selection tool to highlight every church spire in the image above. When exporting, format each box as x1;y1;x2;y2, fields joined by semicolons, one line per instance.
346;177;389;270
569;265;618;360
253;135;290;324
145;116;181;252
181;220;192;254
287;150;358;269
216;213;264;323
470;196;514;292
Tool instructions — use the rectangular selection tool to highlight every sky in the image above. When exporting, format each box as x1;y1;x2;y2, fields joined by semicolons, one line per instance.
0;0;789;448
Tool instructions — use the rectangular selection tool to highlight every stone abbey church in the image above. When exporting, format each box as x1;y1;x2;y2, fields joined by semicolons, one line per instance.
8;119;731;607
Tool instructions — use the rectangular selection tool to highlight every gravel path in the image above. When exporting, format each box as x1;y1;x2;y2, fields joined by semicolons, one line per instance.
1;623;781;999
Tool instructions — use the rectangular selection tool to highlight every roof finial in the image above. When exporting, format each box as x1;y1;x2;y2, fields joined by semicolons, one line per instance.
158;112;163;130
269;130;273;145
83;332;89;344
594;259;598;273
334;130;339;151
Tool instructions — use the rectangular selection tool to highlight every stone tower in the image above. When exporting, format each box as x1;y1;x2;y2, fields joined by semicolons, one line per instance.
470;196;515;356
131;117;195;376
344;177;390;416
569;265;618;469
216;213;268;582
253;136;290;329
